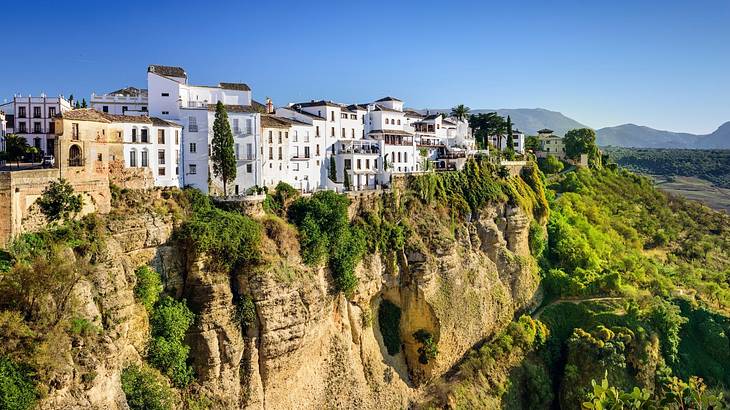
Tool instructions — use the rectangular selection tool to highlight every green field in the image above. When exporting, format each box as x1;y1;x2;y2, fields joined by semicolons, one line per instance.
649;175;730;213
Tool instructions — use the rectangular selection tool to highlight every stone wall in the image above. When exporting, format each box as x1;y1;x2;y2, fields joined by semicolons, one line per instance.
0;168;111;246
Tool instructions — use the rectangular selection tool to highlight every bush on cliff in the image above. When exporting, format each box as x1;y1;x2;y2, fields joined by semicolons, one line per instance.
288;191;365;296
36;178;83;223
134;266;163;312
121;364;176;410
148;296;195;388
0;356;36;410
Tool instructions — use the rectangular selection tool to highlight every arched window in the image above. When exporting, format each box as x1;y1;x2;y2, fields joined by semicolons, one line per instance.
68;144;82;166
131;127;138;142
129;149;137;167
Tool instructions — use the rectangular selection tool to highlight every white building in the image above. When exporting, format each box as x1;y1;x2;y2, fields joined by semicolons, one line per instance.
90;87;148;116
115;116;182;187
0;94;72;157
488;129;525;154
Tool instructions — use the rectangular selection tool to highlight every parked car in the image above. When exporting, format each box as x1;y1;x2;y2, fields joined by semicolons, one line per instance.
42;155;55;168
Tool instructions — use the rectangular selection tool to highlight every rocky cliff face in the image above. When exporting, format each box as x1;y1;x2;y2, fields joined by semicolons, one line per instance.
40;192;541;409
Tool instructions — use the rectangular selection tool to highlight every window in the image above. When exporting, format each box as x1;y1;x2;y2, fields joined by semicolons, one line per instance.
18;107;26;118
176;166;179;175
304;146;310;158
33;107;41;118
285;131;288;139
68;144;82;166
351;129;355;138
48;107;56;117
293;131;298;142
246;164;252;173
357;159;361;169
292;163;299;171
331;111;335;121
49;122;55;134
142;106;148;112
158;150;165;165
385;119;389;125
132;128;137;142
245;118;252;134
189;164;197;174
341;113;347;119
33;122;41;133
235;143;240;160
233;118;239;133
366;159;370;169
141;150;148;167
102;106;109;113
397;152;401;162
331;127;335;137
130;150;137;167
278;146;282;160
157;129;165;144
278;131;282;144
246;143;253;160
97;153;103;162
141;128;148;143
189;142;196;153
341;128;345;138
159;167;166;176
344;159;351;170
404;152;408;162
316;145;320;156
316;126;320;137
175;150;179;164
71;123;79;139
269;147;273;160
161;111;169;115
175;130;179;144
268;131;273;143
350;114;356;120
122;106;128;112
188;116;198;132
161;93;169;97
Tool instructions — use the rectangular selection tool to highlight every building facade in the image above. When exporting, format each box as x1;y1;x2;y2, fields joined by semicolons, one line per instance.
536;128;566;159
90;87;149;116
1;94;72;157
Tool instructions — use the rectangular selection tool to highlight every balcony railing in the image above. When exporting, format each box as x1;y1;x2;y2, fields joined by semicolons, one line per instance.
185;101;208;109
188;125;199;132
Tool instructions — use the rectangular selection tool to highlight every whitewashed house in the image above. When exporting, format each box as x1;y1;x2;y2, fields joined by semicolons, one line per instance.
1;94;72;157
91;87;148;115
488;129;525;154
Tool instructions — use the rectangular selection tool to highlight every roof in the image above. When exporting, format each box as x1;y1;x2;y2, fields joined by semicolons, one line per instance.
273;116;310;126
108;87;147;97
60;108;181;127
281;106;326;120
292;100;341;109
537;128;554;134
347;104;368;111
207;104;261;113
404;110;424;118
368;129;413;136
442;120;457;126
375;96;402;102
148;65;187;78
261;115;291;129
373;104;402;113
219;82;251;92
423;114;442;120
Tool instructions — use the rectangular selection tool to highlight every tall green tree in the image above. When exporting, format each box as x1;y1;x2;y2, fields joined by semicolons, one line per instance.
36;179;83;222
451;104;470;121
469;112;506;149
329;156;337;182
564;128;602;168
505;116;515;158
81;99;87;108
211;101;237;196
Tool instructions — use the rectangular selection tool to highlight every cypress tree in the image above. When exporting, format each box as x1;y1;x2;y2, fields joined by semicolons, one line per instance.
329;156;337;182
211;101;237;196
505;115;515;159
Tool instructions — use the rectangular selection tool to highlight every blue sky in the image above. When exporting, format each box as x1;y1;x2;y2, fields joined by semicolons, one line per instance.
2;0;728;134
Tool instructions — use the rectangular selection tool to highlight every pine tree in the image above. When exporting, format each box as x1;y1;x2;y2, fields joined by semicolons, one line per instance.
81;98;87;108
505;115;515;159
211;101;237;196
329;156;337;182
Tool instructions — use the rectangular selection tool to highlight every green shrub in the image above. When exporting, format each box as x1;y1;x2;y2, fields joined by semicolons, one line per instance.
413;329;438;364
68;317;98;337
528;220;546;258
0;356;36;410
121;364;175;410
148;296;195;387
235;294;256;332
378;300;402;355
36;178;83;223
134;266;163;311
539;156;564;174
288;191;365;295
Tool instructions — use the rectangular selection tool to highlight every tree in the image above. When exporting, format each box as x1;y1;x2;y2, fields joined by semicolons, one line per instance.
329;156;337;182
469;112;506;149
211;101;236;196
505;116;515;159
451;104;470;122
539;156;564;174
36;179;83;222
343;170;351;191
564;128;601;168
2;134;31;168
525;135;540;152
81;99;87;108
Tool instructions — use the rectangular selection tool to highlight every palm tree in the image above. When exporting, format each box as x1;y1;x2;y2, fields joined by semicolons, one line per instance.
451;104;470;122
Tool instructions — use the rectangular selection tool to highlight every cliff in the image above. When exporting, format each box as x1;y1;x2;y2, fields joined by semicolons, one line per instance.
4;166;546;409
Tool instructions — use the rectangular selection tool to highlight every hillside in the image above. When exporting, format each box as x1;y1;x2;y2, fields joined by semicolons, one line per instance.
1;162;729;409
597;121;730;148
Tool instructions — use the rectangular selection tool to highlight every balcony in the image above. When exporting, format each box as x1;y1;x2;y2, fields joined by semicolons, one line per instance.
418;138;445;147
184;101;208;109
291;154;311;160
188;125;199;133
338;141;380;155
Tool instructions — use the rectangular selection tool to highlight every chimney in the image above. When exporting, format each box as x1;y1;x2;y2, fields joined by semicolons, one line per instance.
266;97;274;114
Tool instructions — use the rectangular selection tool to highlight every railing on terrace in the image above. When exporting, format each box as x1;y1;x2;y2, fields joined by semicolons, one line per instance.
184;101;208;109
338;142;380;154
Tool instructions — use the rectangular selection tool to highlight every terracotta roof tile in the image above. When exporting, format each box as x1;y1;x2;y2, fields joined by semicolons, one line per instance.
219;82;251;91
148;65;187;78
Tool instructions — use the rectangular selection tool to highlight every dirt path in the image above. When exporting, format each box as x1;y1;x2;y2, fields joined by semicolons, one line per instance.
531;296;623;319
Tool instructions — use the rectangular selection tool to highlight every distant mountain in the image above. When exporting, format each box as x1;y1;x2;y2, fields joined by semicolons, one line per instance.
596;122;730;148
420;107;588;136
